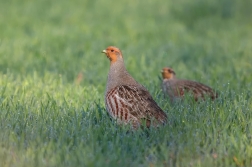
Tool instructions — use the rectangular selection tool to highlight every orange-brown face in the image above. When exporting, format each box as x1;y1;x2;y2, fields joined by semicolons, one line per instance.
102;46;123;63
161;67;176;79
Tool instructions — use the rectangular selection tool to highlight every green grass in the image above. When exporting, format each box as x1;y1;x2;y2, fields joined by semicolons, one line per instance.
0;0;252;166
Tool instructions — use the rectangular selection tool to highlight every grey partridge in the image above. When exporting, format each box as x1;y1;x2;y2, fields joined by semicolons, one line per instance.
102;46;167;129
161;67;218;102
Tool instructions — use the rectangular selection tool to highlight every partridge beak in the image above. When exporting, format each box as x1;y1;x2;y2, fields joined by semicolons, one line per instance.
160;70;164;73
102;50;107;54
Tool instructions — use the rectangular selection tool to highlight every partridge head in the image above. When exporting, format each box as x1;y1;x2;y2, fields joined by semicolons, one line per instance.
102;46;123;64
161;67;176;79
102;46;167;129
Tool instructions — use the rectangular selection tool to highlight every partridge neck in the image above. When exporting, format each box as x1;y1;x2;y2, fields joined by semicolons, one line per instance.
106;58;137;93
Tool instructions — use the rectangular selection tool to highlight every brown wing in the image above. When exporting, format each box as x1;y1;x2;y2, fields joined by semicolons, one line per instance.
106;85;167;128
170;79;218;101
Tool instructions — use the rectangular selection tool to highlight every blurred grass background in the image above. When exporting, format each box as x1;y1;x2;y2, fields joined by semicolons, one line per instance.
0;0;252;166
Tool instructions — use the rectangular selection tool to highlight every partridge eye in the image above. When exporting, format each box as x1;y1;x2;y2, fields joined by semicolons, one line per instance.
111;50;114;52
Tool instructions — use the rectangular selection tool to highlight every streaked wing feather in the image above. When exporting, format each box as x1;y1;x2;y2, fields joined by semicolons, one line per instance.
173;80;218;99
106;85;167;127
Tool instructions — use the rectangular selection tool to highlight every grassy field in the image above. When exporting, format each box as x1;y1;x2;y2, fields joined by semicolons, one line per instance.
0;0;252;166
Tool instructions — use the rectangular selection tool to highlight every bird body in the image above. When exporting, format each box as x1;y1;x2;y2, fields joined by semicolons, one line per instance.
102;46;167;128
161;67;218;102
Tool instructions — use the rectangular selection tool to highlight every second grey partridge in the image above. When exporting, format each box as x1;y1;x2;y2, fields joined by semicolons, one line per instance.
102;46;167;129
161;67;218;102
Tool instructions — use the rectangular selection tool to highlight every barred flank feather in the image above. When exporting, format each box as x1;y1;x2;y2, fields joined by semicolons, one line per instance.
106;85;167;128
